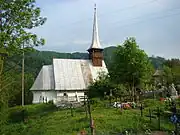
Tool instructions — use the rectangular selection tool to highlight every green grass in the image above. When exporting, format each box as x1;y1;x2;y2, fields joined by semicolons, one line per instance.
1;100;176;135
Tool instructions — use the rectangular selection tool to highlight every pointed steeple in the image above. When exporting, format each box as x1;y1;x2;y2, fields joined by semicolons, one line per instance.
88;4;102;51
87;4;104;67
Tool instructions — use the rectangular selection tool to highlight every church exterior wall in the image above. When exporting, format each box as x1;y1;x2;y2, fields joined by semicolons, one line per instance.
56;91;85;102
32;90;86;104
32;91;57;104
57;91;85;97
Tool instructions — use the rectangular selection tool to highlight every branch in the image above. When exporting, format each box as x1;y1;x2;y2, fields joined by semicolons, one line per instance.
2;60;22;75
1;76;12;84
0;81;15;93
0;54;4;69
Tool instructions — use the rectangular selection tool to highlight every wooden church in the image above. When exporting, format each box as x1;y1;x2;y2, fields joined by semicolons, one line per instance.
30;5;108;104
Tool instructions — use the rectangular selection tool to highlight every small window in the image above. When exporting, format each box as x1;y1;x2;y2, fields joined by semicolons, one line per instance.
63;93;68;97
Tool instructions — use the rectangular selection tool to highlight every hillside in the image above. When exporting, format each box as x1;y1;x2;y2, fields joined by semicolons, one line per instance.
4;46;166;76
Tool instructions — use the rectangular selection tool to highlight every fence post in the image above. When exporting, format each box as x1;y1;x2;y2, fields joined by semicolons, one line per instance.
149;109;152;122
84;96;88;119
157;107;160;131
175;123;178;135
109;89;112;106
87;98;95;135
140;104;143;117
70;103;73;117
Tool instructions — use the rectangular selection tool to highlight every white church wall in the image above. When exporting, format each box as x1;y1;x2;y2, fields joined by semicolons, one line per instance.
56;91;85;102
32;91;41;103
32;91;57;103
57;91;85;97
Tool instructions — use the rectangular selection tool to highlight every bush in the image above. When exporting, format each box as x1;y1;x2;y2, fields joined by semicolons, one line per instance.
142;99;166;110
25;103;56;115
8;103;56;123
8;106;28;123
90;98;104;108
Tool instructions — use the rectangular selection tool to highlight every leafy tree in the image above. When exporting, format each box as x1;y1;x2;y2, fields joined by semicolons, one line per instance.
109;37;154;101
113;84;128;101
0;0;46;127
88;72;114;98
7;72;34;107
0;0;46;94
0;0;46;75
172;66;180;84
162;65;173;86
103;46;117;69
164;58;180;85
164;59;180;68
0;70;17;127
0;0;46;52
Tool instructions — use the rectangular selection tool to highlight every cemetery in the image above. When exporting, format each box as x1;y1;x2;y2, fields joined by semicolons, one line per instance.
2;90;180;135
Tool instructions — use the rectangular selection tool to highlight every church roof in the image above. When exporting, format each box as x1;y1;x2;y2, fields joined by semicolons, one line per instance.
30;58;108;91
30;65;55;90
88;4;102;51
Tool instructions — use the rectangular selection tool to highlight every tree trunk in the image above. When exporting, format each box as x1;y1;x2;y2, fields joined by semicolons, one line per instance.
22;48;25;106
134;87;137;102
132;84;134;102
0;56;4;93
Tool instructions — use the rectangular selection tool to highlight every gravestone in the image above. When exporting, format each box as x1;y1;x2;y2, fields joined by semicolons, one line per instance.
161;86;168;97
169;83;178;96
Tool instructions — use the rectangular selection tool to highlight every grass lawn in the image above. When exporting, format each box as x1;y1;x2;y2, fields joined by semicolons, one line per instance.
1;100;178;135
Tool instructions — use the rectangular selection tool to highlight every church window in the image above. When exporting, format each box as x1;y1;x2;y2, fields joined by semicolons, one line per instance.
63;93;68;97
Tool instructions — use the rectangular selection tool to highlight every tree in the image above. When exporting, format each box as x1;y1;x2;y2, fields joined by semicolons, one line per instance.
0;0;46;94
113;84;127;101
0;70;17;128
164;59;180;85
162;65;173;86
88;71;114;98
109;37;154;101
7;72;34;107
0;0;46;73
0;0;46;127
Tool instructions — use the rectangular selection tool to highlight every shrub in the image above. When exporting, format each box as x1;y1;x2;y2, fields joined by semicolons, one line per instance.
8;106;28;123
142;99;166;111
90;98;104;108
143;99;161;107
8;103;56;123
25;103;56;115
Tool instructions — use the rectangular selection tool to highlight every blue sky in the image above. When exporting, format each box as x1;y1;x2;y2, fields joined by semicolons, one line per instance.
32;0;180;58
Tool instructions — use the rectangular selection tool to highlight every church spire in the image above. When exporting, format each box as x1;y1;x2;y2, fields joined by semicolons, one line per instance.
87;4;103;67
88;4;102;51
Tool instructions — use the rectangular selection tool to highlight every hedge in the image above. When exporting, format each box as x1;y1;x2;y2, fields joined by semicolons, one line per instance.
8;103;56;123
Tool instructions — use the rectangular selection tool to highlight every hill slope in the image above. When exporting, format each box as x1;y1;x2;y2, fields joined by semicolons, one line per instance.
5;46;165;76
